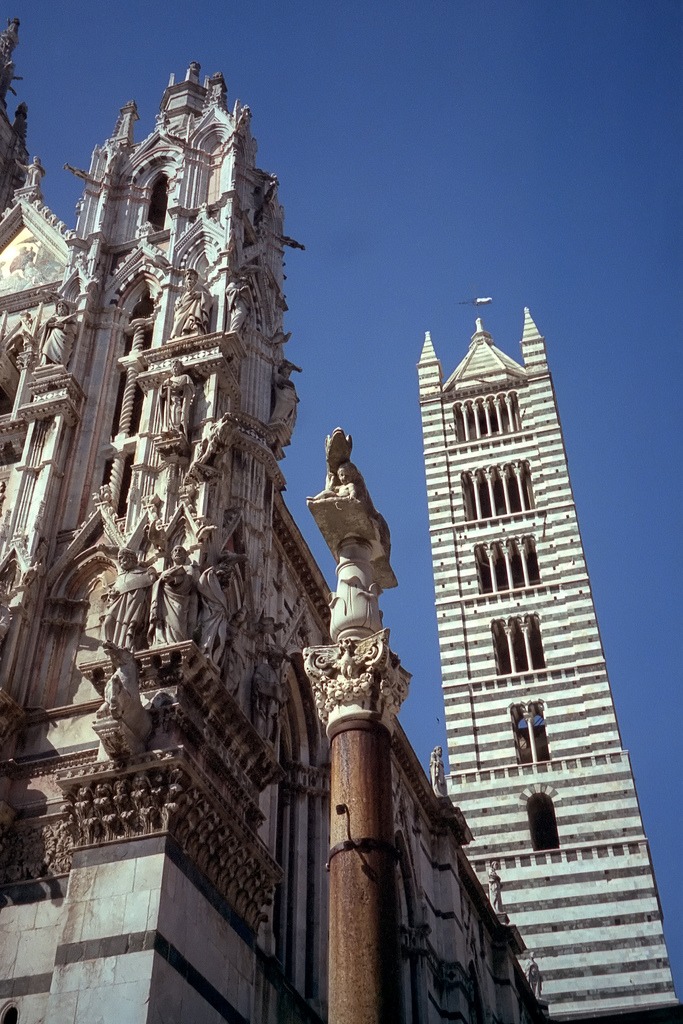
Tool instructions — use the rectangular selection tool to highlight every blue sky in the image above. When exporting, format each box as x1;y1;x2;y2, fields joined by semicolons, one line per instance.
10;0;682;994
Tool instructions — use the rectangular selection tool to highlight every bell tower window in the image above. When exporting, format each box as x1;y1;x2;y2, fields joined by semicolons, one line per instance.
527;793;560;850
511;701;550;764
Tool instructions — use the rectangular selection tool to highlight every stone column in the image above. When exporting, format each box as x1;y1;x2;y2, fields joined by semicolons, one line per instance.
303;429;409;1024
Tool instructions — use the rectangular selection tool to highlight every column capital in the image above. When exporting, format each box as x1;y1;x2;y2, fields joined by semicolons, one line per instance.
303;628;409;737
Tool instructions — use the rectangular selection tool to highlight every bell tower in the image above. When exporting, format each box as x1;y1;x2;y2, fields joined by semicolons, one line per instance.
418;310;677;1018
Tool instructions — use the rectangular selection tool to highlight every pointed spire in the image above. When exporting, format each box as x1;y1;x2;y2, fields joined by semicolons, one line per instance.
419;330;438;363
522;307;542;340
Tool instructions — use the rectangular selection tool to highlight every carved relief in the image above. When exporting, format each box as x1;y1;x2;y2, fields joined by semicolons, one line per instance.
61;764;280;931
0;815;74;885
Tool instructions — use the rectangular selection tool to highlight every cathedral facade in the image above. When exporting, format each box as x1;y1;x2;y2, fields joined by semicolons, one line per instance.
0;31;546;1024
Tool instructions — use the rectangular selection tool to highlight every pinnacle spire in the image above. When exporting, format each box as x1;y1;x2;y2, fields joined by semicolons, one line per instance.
522;307;543;340
419;330;437;363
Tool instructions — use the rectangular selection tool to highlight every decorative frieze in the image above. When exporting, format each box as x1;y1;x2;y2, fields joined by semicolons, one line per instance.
0;814;74;885
58;753;281;931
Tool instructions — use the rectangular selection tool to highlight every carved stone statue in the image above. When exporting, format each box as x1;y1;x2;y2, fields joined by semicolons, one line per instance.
252;649;287;744
186;415;232;481
0;18;19;105
197;553;246;667
171;268;212;338
269;360;301;428
39;298;80;367
488;860;504;915
526;954;542;999
102;548;157;652
159;359;194;437
16;155;45;193
148;545;199;646
96;640;152;756
225;275;250;333
430;745;448;798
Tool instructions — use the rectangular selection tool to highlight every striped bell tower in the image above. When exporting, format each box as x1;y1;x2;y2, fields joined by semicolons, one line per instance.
418;310;677;1019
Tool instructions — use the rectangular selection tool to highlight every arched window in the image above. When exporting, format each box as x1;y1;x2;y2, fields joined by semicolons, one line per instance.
2;1007;19;1024
462;473;476;521
525;537;541;584
492;620;511;674
509;539;525;588
527;793;559;850
147;174;168;230
475;544;492;594
492;616;545;675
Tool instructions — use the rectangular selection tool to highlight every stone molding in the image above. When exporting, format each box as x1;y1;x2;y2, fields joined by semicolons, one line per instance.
20;366;85;425
0;688;25;746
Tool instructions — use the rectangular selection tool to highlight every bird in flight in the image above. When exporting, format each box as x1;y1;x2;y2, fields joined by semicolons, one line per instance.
457;296;493;306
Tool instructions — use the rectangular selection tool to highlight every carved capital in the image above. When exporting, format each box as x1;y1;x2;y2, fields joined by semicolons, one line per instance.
303;628;409;733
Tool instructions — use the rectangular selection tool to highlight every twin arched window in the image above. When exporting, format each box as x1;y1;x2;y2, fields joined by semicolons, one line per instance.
462;462;533;522
453;391;520;443
511;701;550;764
475;537;540;594
492;615;545;675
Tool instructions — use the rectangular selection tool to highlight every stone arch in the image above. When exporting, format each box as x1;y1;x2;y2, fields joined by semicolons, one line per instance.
41;545;118;708
518;781;560;803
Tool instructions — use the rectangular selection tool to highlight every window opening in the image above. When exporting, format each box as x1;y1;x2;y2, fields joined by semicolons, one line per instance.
147;175;168;230
527;794;559;850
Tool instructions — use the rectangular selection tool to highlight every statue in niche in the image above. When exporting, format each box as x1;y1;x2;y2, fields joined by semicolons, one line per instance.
526;953;542;1000
252;646;287;744
159;359;195;437
148;544;199;646
186;414;232;482
102;548;157;652
39;297;81;368
96;640;152;755
15;156;45;193
197;552;247;668
488;860;504;915
171;268;212;338
225;274;251;333
429;745;448;798
269;360;301;429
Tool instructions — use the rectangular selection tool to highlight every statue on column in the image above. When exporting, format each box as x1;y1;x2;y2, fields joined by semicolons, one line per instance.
102;548;157;652
159;359;195;438
171;268;212;338
148;544;199;646
39;297;81;368
429;745;448;797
